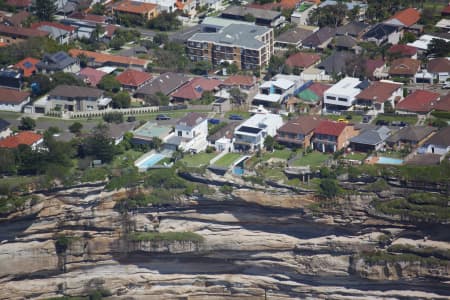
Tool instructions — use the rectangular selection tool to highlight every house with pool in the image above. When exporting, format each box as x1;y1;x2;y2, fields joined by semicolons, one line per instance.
165;112;208;153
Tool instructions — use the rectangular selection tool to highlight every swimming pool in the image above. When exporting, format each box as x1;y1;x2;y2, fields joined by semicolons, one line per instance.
135;153;165;169
376;157;404;165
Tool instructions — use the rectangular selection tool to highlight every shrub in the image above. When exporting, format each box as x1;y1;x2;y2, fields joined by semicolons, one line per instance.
103;112;124;124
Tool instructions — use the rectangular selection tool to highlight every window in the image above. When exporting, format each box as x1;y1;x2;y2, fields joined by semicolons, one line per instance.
326;96;336;100
178;131;182;136
338;97;347;102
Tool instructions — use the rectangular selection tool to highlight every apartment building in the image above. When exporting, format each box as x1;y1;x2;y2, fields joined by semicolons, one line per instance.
187;23;274;71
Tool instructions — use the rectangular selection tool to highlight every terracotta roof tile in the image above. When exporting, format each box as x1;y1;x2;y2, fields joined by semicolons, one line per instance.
79;67;107;86
434;93;450;112
389;58;420;76
0;24;48;38
0;88;30;104
6;0;31;7
223;75;256;86
113;0;157;14
285;52;321;68
116;69;152;87
388;44;417;57
277;115;321;135
171;77;221;100
396;90;440;113
30;21;75;32
356;81;402;103
68;12;107;23
14;57;40;77
427;58;450;73
443;5;450;15
390;8;420;27
69;49;147;67
0;131;42;148
315;120;348;137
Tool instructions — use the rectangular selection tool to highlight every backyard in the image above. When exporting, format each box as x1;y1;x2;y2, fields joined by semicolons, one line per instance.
291;151;330;168
180;152;217;167
374;114;418;126
213;153;242;168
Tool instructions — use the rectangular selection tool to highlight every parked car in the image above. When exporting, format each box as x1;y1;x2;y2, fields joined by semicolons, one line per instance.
337;118;349;123
376;119;389;126
442;83;450;89
156;114;171;120
127;116;136;122
208;118;221;125
391;121;408;127
362;115;372;123
229;114;244;120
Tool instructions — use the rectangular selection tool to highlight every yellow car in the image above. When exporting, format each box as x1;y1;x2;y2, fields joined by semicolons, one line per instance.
337;118;349;123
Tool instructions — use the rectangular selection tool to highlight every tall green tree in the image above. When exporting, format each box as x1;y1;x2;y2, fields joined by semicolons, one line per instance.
112;91;131;108
19;117;36;131
82;124;116;163
34;0;56;21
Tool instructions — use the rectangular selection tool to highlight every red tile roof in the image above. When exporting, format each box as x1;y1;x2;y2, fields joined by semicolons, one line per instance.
68;12;107;23
6;0;31;7
0;24;48;38
115;69;152;87
427;58;450;73
315;120;348;137
79;67;107;86
249;0;301;10
285;52;321;69
396;90;440;113
434;94;450;112
171;77;221;100
69;49;148;67
388;44;417;57
0;131;42;148
356;81;402;103
390;8;420;27
308;82;330;98
365;58;385;78
113;0;158;14
389;58;420;76
442;4;450;15
5;11;30;27
223;75;256;87
30;21;76;32
104;24;118;38
278;115;322;135
14;57;40;77
0;88;30;104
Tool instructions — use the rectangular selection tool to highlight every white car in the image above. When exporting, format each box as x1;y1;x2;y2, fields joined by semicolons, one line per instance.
442;83;450;89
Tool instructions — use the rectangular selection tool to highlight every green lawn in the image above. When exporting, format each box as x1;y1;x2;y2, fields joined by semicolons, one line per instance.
326;112;363;123
180;152;217;167
291;152;330;167
213;153;242;168
111;150;143;169
0;111;21;119
262;149;293;161
344;152;367;161
259;166;287;182
374;114;418;126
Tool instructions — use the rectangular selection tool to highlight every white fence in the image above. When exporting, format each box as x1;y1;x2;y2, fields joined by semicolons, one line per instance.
60;106;160;119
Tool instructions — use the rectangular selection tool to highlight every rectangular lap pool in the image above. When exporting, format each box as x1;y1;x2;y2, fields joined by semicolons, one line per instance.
135;153;165;169
376;157;404;165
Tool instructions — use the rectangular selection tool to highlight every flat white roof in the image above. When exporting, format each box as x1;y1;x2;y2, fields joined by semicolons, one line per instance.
253;93;281;103
240;113;281;128
436;19;450;29
325;77;361;96
96;66;117;73
408;34;450;51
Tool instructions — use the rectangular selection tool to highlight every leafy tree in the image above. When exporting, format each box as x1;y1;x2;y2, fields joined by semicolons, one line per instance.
34;0;56;21
347;5;361;21
226;62;239;75
190;60;212;75
199;91;215;104
97;75;121;92
103;112;124;123
110;37;126;50
77;53;89;68
147;12;182;31
112;91;131;108
19;117;36;130
399;31;416;44
51;72;85;87
153;41;190;72
243;13;256;22
426;39;450;58
267;55;287;77
229;87;247;107
144;92;169;106
153;33;169;46
29;74;52;96
151;137;162;151
0;148;16;174
91;3;105;15
344;55;366;78
82;124;116;163
384;100;394;113
264;135;276;151
309;3;347;27
318;178;339;199
69;122;83;134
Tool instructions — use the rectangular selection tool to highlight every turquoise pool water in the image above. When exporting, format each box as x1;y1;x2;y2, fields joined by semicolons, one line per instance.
377;157;404;165
136;153;165;169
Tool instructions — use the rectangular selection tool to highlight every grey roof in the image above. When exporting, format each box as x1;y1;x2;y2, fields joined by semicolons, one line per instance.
189;23;270;50
38;25;69;39
108;122;137;140
275;28;313;44
350;126;390;145
386;126;437;144
336;21;369;37
221;6;281;21
49;85;103;98
36;51;77;71
177;112;207;127
302;26;336;48
0;119;10;131
317;51;356;75
334;35;357;49
423;126;450;147
134;72;190;97
363;23;399;40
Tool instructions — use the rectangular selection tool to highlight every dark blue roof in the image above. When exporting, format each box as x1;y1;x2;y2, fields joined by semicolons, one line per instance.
363;23;399;40
0;119;10;131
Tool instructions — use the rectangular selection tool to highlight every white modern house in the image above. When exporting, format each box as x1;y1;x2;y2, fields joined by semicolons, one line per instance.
252;74;302;107
166;112;208;153
233;113;283;152
323;77;364;111
407;34;450;53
